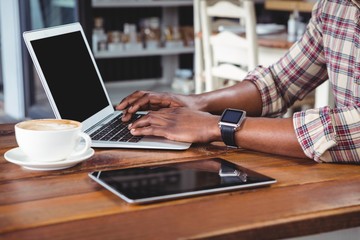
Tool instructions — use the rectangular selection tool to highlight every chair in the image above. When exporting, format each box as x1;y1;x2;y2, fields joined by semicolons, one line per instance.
199;0;258;92
196;0;316;115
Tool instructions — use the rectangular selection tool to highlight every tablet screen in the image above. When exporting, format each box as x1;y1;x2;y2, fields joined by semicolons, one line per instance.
88;158;276;204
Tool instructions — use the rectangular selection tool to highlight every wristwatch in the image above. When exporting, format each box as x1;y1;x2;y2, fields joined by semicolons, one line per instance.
218;108;246;148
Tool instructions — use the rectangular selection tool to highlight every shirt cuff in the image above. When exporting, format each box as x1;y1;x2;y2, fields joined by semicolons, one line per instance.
293;106;337;162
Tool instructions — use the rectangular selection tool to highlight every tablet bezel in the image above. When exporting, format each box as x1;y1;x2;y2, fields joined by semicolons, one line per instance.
88;158;276;204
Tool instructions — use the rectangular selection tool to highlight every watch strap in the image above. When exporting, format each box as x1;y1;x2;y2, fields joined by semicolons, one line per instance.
220;125;237;147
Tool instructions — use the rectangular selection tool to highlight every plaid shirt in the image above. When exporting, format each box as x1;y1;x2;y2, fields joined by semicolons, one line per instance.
246;0;360;163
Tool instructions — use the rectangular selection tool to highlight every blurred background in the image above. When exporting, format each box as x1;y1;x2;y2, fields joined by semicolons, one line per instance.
0;0;323;123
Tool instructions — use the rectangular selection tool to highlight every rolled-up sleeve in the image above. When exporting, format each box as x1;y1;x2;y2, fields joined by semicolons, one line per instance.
245;0;360;163
294;106;360;163
245;1;328;117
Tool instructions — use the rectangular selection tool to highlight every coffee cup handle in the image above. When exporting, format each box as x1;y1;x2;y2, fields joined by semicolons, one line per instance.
70;132;92;157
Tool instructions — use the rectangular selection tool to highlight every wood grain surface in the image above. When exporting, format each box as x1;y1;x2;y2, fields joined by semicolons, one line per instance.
1;123;360;240
265;0;315;12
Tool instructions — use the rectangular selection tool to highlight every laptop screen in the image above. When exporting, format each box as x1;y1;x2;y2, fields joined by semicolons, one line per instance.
30;31;109;122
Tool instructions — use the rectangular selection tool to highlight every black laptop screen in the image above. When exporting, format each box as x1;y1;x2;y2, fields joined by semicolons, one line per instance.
30;31;109;122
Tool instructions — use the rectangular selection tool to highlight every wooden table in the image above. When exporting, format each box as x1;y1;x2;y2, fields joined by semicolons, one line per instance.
265;0;316;12
1;122;360;239
258;32;295;49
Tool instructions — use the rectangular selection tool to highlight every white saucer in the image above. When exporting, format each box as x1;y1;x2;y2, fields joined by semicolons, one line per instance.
4;147;95;171
218;23;285;35
256;24;286;35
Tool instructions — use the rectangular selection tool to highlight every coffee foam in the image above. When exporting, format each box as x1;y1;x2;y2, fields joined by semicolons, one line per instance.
18;119;79;131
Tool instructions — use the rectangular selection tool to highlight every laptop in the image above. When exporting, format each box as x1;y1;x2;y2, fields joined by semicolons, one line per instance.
23;22;191;150
88;157;277;204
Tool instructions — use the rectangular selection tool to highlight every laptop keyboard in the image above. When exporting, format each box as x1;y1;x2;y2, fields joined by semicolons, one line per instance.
90;113;144;143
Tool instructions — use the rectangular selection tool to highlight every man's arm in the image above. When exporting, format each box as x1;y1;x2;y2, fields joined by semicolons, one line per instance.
128;108;307;159
236;117;307;158
193;80;263;116
127;81;307;159
190;81;307;158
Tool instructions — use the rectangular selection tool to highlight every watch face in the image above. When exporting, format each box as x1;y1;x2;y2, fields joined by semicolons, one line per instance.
221;109;244;124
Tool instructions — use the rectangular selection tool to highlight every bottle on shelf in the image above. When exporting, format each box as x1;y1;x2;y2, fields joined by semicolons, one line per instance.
108;31;124;52
92;17;107;53
164;25;184;48
140;17;161;49
123;23;143;51
287;10;299;42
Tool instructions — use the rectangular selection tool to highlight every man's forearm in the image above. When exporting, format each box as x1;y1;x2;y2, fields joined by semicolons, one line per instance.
236;117;307;158
194;81;263;116
193;81;306;158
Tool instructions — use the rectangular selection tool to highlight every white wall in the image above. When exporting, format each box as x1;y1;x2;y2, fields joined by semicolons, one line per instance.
0;0;25;119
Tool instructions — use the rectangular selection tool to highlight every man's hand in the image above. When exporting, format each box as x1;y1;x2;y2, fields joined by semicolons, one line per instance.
128;107;221;143
116;91;194;121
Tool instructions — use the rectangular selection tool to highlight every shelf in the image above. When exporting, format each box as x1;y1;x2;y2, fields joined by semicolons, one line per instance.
86;0;195;84
94;46;194;59
92;0;193;8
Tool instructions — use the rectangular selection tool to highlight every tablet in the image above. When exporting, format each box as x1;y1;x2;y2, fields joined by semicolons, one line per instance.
88;158;276;204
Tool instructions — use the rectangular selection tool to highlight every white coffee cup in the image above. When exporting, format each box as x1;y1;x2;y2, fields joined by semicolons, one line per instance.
15;119;92;162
